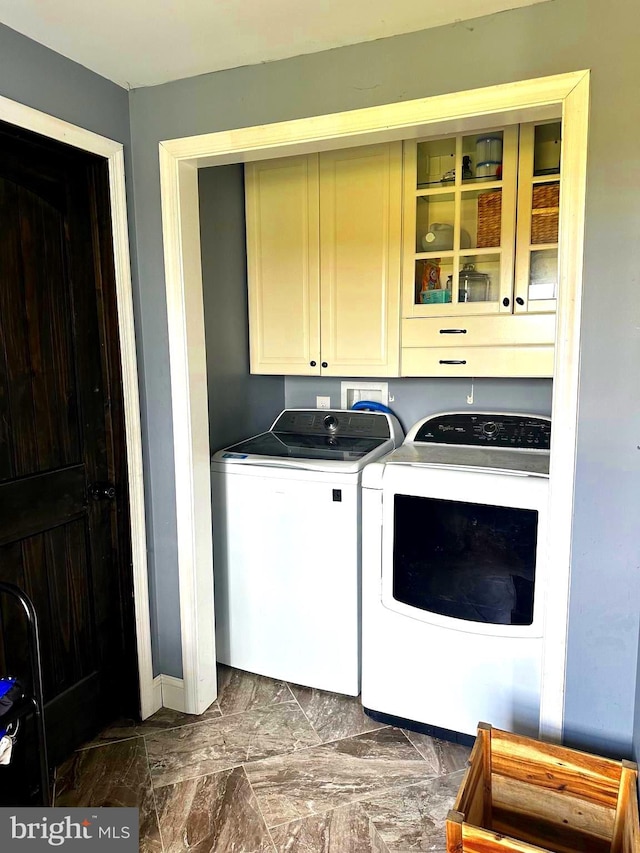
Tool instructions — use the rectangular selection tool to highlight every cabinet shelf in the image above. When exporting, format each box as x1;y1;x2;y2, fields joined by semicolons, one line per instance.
460;180;503;193
527;241;558;252
416;179;504;198
459;247;503;258
415;250;454;260
532;172;560;184
416;186;459;198
415;247;504;262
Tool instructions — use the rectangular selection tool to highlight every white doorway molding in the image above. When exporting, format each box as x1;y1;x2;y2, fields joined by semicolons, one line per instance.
0;95;156;720
159;71;590;736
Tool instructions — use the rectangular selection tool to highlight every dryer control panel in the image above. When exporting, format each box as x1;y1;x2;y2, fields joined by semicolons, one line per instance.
413;412;551;450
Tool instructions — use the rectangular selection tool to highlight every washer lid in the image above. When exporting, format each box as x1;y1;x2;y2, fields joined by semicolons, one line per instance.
211;409;403;472
221;430;389;462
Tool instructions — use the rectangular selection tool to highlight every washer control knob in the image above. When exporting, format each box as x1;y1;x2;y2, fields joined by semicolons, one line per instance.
483;421;498;436
324;415;338;432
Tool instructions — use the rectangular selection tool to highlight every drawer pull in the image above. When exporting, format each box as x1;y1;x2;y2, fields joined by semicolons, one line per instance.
439;359;467;365
439;328;467;335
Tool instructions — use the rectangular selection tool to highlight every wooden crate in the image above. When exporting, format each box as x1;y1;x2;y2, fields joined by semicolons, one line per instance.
447;723;640;853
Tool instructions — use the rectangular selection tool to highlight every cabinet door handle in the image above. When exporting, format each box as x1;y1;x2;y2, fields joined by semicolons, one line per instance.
439;329;467;335
503;297;510;307
321;362;328;368
439;359;467;365
515;297;525;306
310;360;317;367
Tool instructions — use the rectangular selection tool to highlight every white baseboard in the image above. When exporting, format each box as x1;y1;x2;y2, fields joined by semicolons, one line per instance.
151;676;163;716
150;674;187;715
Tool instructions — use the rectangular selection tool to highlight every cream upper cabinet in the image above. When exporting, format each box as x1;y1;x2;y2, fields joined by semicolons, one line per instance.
400;122;561;378
245;142;403;377
245;155;320;375
318;144;402;377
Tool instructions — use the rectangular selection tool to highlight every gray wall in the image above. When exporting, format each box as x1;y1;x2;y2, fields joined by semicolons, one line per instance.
199;164;285;454
128;0;640;754
0;23;129;144
285;378;553;435
0;26;166;673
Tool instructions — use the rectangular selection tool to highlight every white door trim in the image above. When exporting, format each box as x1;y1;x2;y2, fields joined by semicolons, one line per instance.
158;70;590;730
537;72;590;740
0;95;157;720
158;151;217;715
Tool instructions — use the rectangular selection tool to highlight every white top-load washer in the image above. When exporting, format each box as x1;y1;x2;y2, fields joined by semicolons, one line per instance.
211;409;403;696
361;411;550;741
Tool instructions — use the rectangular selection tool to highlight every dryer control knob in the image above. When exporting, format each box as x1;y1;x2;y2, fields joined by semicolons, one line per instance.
483;421;498;436
324;415;338;432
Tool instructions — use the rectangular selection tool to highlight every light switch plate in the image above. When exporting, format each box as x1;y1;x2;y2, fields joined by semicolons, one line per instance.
316;396;331;409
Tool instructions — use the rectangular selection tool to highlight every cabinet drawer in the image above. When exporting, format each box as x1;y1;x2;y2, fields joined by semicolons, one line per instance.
402;314;556;348
401;345;554;377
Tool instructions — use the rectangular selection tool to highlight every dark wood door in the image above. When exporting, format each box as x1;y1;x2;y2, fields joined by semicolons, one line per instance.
0;121;137;802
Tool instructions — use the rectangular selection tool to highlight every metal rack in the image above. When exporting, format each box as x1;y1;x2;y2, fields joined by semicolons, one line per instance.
0;582;51;806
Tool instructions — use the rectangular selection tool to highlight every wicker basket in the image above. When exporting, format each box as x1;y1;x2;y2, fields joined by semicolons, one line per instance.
531;183;559;244
477;191;502;248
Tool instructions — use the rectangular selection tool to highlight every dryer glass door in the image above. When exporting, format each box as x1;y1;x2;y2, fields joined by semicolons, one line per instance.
392;494;538;626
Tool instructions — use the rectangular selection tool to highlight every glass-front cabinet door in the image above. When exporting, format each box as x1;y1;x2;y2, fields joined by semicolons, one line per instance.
402;126;518;317
514;121;562;313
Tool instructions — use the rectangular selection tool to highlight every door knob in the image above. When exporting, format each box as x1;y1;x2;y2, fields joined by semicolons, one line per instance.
89;482;116;501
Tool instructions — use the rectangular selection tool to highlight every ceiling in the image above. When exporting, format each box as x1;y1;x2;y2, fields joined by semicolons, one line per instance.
0;0;548;89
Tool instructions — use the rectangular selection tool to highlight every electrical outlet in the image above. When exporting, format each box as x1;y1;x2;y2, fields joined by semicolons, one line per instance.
316;396;331;409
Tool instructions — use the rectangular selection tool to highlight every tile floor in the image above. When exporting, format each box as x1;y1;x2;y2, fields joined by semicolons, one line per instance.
54;665;471;852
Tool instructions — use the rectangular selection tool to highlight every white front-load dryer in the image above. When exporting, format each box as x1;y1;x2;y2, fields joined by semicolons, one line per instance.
361;411;550;741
